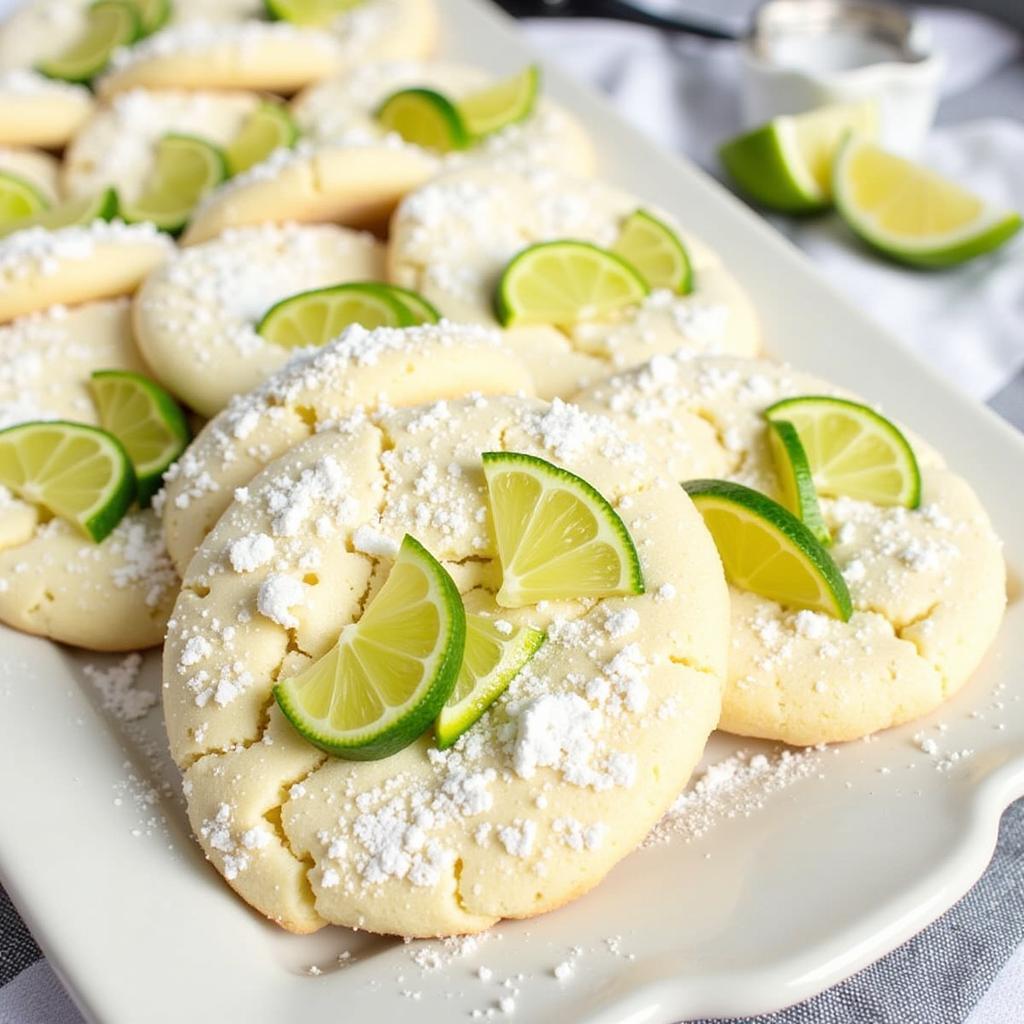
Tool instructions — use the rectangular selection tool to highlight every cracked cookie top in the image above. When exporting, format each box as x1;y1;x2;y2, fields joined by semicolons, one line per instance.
162;393;729;936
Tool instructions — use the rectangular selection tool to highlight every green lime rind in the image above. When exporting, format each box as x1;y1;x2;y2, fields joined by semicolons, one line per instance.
0;171;51;227
263;0;362;26
384;284;442;324
613;207;694;295
257;281;417;349
436;616;546;750
764;394;922;509
766;419;831;546
36;0;142;84
0;420;136;543
458;64;540;140
274;535;466;761
482;450;645;605
0;187;119;239
684;478;852;621
135;0;171;35
224;102;300;177
494;239;650;328
375;87;471;153
89;369;191;507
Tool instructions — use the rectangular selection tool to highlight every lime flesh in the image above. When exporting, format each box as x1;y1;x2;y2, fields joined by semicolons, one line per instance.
264;0;363;26
225;103;299;176
766;418;831;545
0;171;50;227
0;188;118;239
36;1;141;84
376;88;470;153
458;65;540;139
612;208;693;294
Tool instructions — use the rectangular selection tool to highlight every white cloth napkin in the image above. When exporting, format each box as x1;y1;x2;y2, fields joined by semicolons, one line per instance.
525;9;1024;401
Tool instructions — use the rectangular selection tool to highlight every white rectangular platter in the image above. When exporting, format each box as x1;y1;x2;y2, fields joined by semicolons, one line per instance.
2;1;1023;1022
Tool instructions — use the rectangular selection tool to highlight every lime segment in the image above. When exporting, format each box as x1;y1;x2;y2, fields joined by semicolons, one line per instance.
458;65;540;139
90;370;191;506
612;208;693;294
257;282;416;349
684;478;852;620
766;419;830;545
0;172;50;227
436;614;545;749
0;420;135;543
274;535;466;760
134;0;171;34
225;102;299;176
719;102;877;213
376;87;470;153
483;451;645;608
833;137;1022;267
0;188;118;240
121;133;227;234
495;240;649;328
36;0;141;84
384;284;441;325
765;395;921;508
264;0;362;26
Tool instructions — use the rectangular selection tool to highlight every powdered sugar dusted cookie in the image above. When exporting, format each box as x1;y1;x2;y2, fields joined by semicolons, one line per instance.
388;169;761;399
97;0;439;96
292;60;595;177
0;71;93;148
0;221;174;324
576;353;1006;745
163;394;728;934
159;321;535;575
133;223;386;416
0;301;177;650
0;147;60;204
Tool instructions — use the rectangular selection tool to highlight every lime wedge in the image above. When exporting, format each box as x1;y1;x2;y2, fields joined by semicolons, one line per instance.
36;0;141;85
483;451;645;608
274;534;466;761
225;102;299;177
0;420;136;543
495;240;649;329
134;0;171;35
684;479;852;620
458;65;540;139
764;395;921;509
833;137;1022;268
121;133;227;234
385;284;441;325
719;102;877;213
0;171;50;228
90;369;191;507
257;282;416;349
264;0;362;26
0;188;118;239
376;88;470;153
612;208;693;295
766;419;830;546
436;614;545;750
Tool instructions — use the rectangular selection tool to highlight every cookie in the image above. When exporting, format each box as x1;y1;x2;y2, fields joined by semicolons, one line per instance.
163;394;728;934
0;71;93;149
388;168;761;398
133;222;386;416
0;300;178;650
0;146;60;203
159;321;535;574
575;353;1007;744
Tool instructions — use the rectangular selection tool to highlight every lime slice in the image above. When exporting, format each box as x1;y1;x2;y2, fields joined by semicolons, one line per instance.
0;420;135;543
0;171;50;228
684;479;852;620
225;102;299;177
833;137;1022;268
257;282;416;349
483;451;645;608
719;102;877;213
612;208;693;295
89;370;191;507
0;188;118;239
121;133;228;234
385;284;441;325
264;0;362;26
766;419;830;545
134;0;171;35
458;65;540;139
495;240;650;329
764;395;921;509
376;88;470;154
436;614;545;750
36;0;141;84
274;534;466;760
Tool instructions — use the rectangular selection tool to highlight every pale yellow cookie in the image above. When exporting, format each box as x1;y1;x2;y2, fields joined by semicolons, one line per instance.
575;353;1006;745
292;60;596;177
0;221;174;323
0;71;93;148
133;223;386;416
159;321;535;575
388;168;761;399
163;394;728;935
0;147;60;203
0;300;178;650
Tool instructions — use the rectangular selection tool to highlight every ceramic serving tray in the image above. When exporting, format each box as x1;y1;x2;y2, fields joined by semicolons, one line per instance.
1;1;1022;1021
